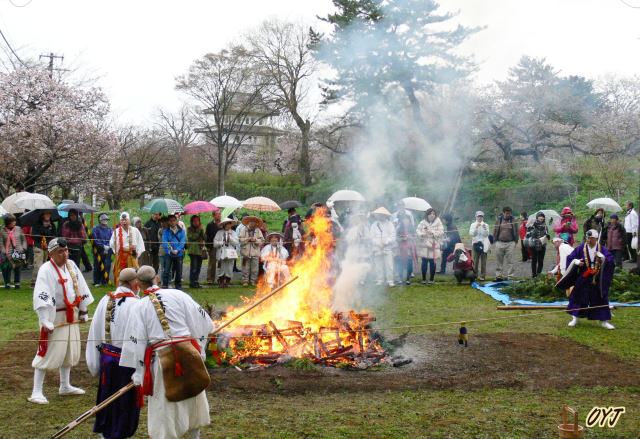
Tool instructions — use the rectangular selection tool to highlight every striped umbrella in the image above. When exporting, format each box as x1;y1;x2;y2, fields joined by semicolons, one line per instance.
243;196;281;212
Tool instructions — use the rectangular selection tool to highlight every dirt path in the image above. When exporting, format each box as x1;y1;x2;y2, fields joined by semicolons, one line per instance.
4;332;633;397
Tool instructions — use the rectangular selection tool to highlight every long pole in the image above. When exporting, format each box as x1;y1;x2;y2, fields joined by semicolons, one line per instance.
48;276;299;439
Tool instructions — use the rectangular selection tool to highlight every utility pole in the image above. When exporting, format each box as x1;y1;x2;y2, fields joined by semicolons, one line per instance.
39;52;64;78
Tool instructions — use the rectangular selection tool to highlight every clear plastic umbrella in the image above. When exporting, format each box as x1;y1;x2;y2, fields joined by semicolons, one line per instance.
327;189;365;204
401;197;431;212
1;191;31;214
586;197;622;212
14;193;56;211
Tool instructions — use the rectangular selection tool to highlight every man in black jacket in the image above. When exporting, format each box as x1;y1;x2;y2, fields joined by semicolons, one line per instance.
205;211;221;284
30;211;58;287
144;212;161;272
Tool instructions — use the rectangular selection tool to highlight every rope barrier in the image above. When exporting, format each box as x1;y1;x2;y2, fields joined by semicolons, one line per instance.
0;304;626;344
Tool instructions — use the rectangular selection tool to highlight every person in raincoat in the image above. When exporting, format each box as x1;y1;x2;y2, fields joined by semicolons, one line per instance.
369;208;396;287
554;207;578;246
416;208;444;285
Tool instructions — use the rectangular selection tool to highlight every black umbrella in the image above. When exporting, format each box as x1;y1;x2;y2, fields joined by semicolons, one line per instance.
59;203;97;213
17;209;61;226
280;200;302;210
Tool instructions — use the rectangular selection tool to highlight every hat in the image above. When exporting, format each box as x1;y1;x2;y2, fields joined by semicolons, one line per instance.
371;207;391;216
561;207;573;216
137;265;156;283
610;213;619;220
119;267;137;283
48;237;68;252
219;217;238;227
454;243;465;252
120;212;130;221
99;213;109;222
241;215;264;227
266;232;283;240
475;211;484;217
586;229;599;239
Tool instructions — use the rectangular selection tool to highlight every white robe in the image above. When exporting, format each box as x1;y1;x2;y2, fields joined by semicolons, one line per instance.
86;286;140;377
370;220;396;255
109;225;145;256
32;260;94;370
120;288;213;439
260;244;290;287
550;243;575;276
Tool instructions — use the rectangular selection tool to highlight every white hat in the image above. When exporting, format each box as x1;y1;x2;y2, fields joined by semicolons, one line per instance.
120;212;130;221
47;237;67;253
475;211;484;217
371;207;391;216
220;217;237;227
586;229;599;239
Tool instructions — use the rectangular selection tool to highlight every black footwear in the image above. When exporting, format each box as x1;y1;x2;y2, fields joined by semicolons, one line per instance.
14;284;20;289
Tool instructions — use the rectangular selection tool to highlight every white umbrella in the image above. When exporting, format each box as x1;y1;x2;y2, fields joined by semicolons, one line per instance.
211;194;243;210
0;205;7;217
327;189;365;204
14;193;56;211
587;197;622;212
243;196;281;212
528;209;561;223
1;191;31;214
401;197;431;212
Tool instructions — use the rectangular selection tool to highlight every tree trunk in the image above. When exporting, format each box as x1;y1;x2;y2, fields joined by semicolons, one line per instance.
402;83;429;137
217;141;225;196
298;120;312;186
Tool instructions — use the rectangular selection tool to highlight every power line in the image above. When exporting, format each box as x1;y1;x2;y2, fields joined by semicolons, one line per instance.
0;26;25;66
620;0;640;8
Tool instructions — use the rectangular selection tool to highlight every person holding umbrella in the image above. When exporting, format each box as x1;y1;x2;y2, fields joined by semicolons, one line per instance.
91;213;113;287
60;209;87;268
109;212;145;286
370;207;396;287
30;211;58;287
186;215;206;288
1;214;27;289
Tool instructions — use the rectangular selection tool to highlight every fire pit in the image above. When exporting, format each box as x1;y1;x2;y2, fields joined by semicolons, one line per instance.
208;210;396;369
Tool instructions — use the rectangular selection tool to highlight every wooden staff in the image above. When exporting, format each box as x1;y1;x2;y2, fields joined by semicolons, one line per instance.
49;382;135;439
497;305;616;311
49;276;299;438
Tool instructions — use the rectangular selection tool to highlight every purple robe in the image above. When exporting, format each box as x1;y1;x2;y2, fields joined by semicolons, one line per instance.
93;344;140;439
556;243;614;321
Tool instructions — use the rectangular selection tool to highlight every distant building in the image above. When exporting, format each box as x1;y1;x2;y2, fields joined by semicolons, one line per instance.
195;93;285;172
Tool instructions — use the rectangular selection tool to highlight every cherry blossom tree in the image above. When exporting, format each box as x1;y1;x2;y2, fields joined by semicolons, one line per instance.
0;66;116;198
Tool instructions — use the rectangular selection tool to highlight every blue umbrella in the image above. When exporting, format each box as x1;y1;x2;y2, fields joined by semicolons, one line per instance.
57;203;69;219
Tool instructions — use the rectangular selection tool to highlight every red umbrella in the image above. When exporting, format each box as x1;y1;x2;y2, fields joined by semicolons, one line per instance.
183;201;220;215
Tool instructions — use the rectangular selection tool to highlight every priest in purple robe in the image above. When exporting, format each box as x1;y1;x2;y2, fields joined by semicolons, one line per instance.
556;229;615;329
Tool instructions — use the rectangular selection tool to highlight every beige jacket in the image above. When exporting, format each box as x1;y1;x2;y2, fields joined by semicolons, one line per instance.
239;227;265;258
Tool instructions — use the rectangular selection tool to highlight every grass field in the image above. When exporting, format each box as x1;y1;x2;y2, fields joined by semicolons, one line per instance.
0;279;638;438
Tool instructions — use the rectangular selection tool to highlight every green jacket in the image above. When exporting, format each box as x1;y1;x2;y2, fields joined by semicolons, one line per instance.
186;226;206;256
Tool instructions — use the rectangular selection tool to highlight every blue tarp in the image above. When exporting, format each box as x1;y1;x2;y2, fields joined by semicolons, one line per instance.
472;281;640;307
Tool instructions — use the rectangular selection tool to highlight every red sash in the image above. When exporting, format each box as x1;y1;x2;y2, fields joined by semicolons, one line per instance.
50;260;81;323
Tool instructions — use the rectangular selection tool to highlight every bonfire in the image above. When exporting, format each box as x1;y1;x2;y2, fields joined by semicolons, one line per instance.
209;210;388;369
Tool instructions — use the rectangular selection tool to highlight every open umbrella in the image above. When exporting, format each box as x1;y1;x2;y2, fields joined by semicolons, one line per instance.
1;191;31;214
142;198;183;215
17;208;61;226
211;195;243;210
184;200;219;215
14;193;56;211
243;196;281;212
528;209;561;225
59;202;97;213
0;205;7;217
280;200;302;210
327;189;365;204
57;203;70;219
401;197;431;212
587;197;622;212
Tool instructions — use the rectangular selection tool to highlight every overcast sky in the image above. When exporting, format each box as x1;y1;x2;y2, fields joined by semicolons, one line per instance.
1;0;638;125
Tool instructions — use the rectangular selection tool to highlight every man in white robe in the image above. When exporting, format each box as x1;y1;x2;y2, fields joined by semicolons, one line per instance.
29;237;94;404
109;212;145;286
260;233;290;290
370;207;396;287
120;266;214;439
86;267;141;439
